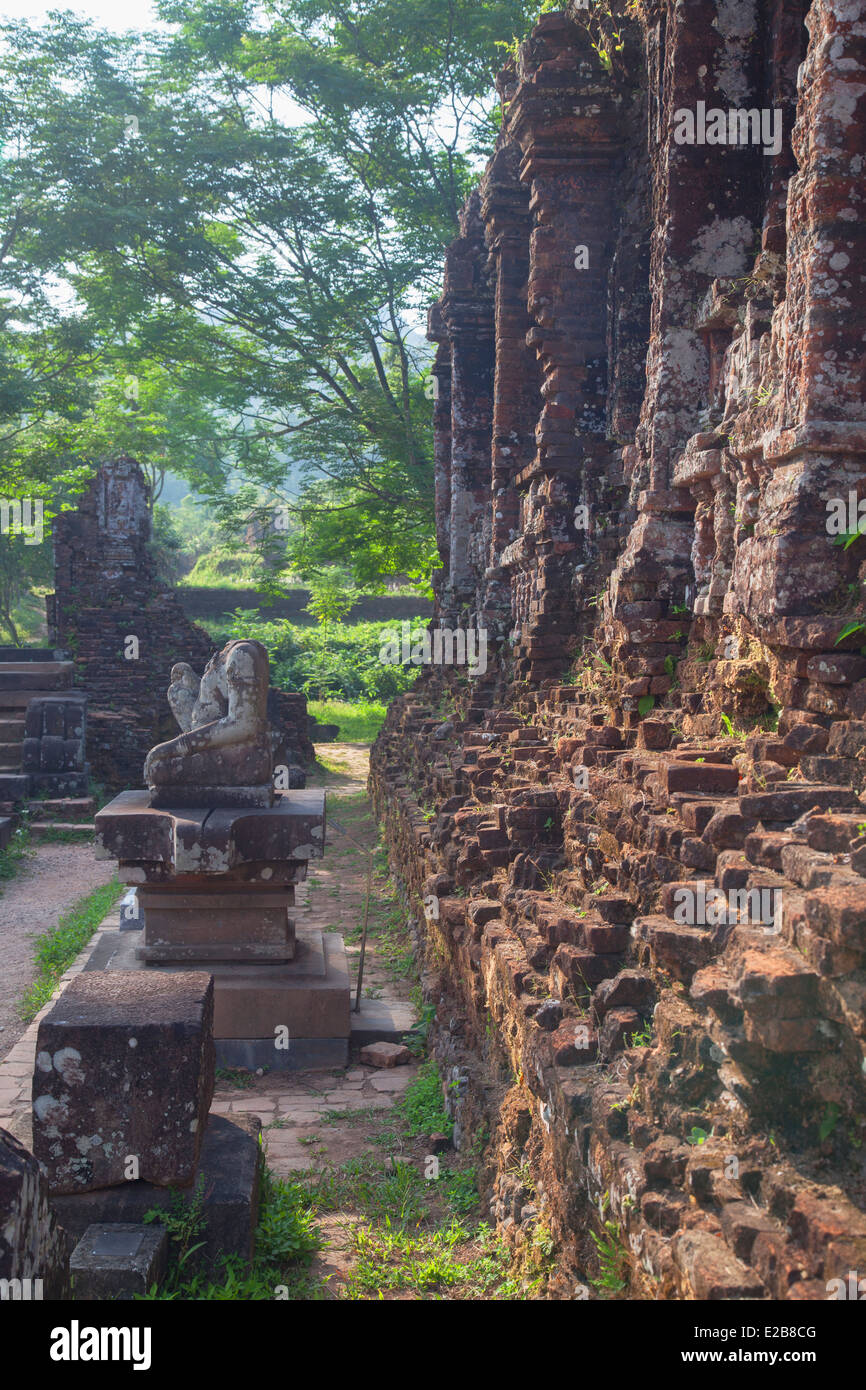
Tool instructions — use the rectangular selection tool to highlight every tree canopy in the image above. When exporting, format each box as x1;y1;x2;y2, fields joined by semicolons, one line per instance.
0;0;537;602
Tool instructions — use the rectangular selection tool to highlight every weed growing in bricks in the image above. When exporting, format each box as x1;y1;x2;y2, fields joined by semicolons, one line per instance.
589;1195;628;1295
398;1059;453;1138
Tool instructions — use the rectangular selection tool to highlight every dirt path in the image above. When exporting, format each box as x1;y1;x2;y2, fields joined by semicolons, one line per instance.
0;843;116;1061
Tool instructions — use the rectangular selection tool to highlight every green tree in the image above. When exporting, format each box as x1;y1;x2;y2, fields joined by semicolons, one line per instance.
0;0;538;592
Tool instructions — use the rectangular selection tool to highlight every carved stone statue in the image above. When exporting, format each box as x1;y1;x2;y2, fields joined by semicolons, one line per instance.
144;639;275;807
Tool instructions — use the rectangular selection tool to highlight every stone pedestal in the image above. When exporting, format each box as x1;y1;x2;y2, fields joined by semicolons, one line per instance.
94;787;351;1068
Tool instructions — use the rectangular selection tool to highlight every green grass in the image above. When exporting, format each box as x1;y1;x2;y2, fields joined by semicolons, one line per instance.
138;1167;322;1300
0;824;33;885
340;1219;507;1299
397;1059;453;1138
1;587;50;647
18;878;123;1021
214;1066;256;1090
307;698;387;743
178;550;266;588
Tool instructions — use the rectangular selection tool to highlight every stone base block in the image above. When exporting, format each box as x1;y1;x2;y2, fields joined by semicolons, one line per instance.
84;927;352;1067
135;883;296;962
216;1037;349;1070
70;1223;168;1300
53;1115;261;1274
33;971;215;1195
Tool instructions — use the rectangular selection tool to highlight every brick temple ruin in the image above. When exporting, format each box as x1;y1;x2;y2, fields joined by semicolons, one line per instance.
49;456;315;792
371;0;866;1298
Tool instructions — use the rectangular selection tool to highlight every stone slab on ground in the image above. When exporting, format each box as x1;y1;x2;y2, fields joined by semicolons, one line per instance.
359;1041;411;1067
52;1114;262;1273
70;1222;168;1301
33;970;215;1194
84;923;351;1053
350;998;415;1045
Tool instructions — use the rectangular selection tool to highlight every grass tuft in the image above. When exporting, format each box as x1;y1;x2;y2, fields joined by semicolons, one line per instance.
18;879;123;1021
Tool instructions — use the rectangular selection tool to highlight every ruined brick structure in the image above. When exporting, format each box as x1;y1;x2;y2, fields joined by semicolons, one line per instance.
49;458;314;791
372;1;866;1298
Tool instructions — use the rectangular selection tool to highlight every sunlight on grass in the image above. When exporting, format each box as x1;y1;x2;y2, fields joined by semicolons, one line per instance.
308;699;387;743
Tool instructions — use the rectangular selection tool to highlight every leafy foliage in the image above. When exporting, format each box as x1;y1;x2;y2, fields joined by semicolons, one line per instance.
202;608;422;701
0;0;540;596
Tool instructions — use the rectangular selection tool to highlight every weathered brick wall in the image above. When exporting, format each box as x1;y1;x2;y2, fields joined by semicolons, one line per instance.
49;457;314;791
371;1;866;1299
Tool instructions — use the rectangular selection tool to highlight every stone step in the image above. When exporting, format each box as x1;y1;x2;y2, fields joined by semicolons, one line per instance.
0;774;29;799
25;797;95;821
29;821;95;839
0;647;62;662
0;718;25;740
0;690;71;709
0;662;75;691
0;815;13;850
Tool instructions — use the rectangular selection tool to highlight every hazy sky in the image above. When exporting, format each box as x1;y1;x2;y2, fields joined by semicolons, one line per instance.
0;0;161;28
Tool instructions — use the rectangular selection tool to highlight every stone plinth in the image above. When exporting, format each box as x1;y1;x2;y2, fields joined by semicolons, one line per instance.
32;971;215;1195
95;788;325;876
94;786;351;1068
95;788;326;964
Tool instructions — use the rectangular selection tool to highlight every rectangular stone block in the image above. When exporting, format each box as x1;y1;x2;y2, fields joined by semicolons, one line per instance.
70;1222;168;1300
51;1115;261;1273
207;931;351;1039
665;763;740;794
33;971;215;1194
136;885;296;961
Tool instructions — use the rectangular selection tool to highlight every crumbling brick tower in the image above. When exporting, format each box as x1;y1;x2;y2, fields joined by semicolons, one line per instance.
372;0;866;1299
49;457;313;791
48;457;216;790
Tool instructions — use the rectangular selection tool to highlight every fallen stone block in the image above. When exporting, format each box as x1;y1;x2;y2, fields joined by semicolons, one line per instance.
33;971;215;1194
70;1222;168;1301
51;1114;261;1274
359;1041;411;1068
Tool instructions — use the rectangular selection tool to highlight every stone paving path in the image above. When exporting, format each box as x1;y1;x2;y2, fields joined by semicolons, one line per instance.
214;741;417;1179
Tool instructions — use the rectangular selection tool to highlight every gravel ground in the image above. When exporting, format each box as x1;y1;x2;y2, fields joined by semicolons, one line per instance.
0;843;116;1062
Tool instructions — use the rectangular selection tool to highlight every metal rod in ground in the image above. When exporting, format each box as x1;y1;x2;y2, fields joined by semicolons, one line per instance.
353;851;373;1014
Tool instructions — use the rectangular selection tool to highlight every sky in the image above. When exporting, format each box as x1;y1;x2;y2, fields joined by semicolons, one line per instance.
0;0;161;27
